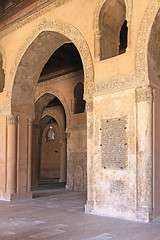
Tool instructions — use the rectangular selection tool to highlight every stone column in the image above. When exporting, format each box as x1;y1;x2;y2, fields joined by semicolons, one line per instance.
32;119;40;186
27;117;33;192
6;115;18;197
94;31;101;62
136;86;153;222
59;134;67;183
85;101;95;213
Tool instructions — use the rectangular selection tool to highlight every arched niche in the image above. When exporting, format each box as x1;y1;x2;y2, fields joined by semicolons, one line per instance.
10;20;94;117
94;0;133;61
99;0;127;60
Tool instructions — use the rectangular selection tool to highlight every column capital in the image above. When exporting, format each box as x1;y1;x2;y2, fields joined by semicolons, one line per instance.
136;86;153;103
7;115;18;125
94;30;101;39
86;101;93;112
27;117;33;127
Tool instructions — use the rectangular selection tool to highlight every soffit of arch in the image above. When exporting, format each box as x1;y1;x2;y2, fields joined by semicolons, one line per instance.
135;0;160;86
93;0;133;32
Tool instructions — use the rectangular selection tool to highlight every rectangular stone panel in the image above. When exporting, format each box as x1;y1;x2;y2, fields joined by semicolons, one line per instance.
101;117;127;169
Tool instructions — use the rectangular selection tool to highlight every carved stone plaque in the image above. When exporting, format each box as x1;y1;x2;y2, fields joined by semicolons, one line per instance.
101;117;127;169
110;180;125;194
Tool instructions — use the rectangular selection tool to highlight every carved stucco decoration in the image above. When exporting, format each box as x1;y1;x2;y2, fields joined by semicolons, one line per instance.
35;89;71;131
7;114;18;125
135;0;160;85
8;20;94;116
135;86;153;103
0;0;72;39
93;0;133;32
95;73;135;96
27;117;33;127
39;70;83;86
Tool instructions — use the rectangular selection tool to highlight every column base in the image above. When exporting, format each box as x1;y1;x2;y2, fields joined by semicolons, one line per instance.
136;209;153;222
85;201;94;213
5;192;32;201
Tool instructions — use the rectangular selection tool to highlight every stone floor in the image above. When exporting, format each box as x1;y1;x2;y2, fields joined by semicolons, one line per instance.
0;189;160;240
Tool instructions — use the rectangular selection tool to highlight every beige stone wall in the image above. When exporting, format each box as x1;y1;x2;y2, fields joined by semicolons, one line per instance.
86;88;136;220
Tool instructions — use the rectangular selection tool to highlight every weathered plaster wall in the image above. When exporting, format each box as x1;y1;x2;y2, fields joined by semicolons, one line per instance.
86;88;136;220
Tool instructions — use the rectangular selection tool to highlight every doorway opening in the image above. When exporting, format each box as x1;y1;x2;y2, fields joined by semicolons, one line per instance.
31;41;87;193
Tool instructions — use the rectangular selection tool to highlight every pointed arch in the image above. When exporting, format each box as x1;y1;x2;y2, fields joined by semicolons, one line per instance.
8;20;94;117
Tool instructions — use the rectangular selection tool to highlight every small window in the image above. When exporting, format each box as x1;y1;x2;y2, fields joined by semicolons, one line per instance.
119;20;128;55
46;127;55;142
74;82;86;114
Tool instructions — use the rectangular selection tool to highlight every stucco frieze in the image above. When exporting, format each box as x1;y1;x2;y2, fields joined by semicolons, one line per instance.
94;73;135;96
38;71;83;87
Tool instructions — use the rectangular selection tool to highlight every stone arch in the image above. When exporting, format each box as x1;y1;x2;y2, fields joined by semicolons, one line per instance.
35;90;71;130
42;110;65;137
93;0;133;61
93;0;133;31
9;20;94;117
135;0;160;85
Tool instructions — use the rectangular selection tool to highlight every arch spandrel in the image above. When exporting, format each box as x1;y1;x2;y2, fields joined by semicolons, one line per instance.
8;20;94;117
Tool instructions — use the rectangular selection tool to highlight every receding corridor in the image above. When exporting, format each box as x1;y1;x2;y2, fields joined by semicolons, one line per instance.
0;189;160;240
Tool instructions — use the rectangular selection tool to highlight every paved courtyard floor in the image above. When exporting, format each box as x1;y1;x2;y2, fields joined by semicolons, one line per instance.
0;189;160;240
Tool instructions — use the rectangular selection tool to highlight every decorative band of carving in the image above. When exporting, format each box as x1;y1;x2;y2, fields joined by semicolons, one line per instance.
95;74;135;95
136;86;153;103
7;115;18;125
86;102;93;112
27;117;33;127
0;0;72;39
